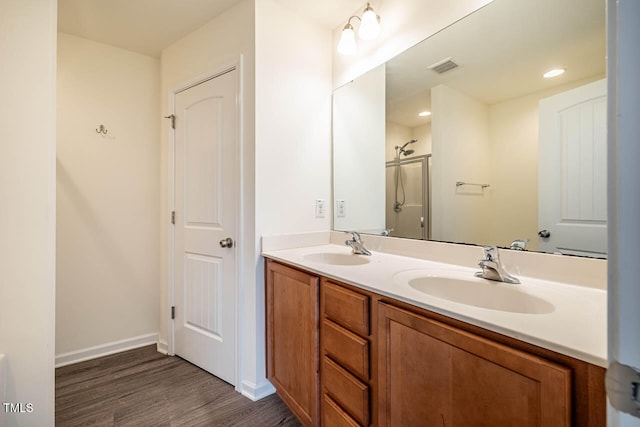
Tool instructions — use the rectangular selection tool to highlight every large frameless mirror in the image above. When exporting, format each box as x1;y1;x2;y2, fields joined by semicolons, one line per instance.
332;0;607;258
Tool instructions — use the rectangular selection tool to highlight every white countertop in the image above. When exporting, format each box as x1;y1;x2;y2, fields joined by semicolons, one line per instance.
262;243;607;367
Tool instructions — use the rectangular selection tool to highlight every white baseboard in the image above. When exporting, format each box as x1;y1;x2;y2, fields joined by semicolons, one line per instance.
156;339;169;355
240;379;276;401
55;333;159;367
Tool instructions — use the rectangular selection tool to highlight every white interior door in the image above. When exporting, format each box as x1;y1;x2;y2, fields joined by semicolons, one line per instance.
173;69;238;385
538;79;607;257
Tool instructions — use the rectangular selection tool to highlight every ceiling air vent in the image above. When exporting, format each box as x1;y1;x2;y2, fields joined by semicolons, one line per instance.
427;57;459;74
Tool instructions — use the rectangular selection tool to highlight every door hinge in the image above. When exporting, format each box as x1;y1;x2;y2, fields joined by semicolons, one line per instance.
164;114;175;129
171;306;176;320
171;211;175;225
606;361;640;418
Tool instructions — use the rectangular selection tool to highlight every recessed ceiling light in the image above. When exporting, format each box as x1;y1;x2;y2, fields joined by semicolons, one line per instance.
418;111;432;117
543;68;566;78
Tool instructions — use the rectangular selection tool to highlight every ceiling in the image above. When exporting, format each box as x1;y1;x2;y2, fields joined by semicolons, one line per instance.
385;0;606;128
59;0;606;130
58;0;364;58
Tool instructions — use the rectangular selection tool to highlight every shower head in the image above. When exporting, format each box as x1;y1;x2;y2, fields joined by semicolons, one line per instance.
396;139;417;157
400;139;417;150
395;139;417;159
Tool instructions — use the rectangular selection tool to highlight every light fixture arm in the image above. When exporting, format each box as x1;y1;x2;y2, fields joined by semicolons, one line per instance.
337;3;381;54
344;15;360;29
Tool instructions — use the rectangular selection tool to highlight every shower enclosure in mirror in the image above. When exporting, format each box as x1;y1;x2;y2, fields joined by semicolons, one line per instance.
385;152;430;240
332;0;607;258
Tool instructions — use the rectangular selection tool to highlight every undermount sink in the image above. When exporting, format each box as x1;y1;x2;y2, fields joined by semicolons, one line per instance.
303;252;370;266
394;271;554;314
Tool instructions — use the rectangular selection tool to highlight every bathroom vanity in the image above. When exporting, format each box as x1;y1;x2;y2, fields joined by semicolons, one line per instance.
268;0;609;423
263;237;606;427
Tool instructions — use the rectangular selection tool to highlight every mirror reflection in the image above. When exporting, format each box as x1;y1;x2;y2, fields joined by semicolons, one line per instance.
333;0;607;258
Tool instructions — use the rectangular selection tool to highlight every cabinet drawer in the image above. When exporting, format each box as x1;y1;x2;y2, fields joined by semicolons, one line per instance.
322;394;361;427
323;319;369;380
322;356;370;425
323;281;369;336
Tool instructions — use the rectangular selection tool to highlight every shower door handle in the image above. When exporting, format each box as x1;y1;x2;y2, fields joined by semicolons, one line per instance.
219;237;234;248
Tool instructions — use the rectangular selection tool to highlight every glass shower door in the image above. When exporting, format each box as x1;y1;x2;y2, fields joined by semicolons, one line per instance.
385;155;430;240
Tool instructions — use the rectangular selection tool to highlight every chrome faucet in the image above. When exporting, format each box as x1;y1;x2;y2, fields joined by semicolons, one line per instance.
509;239;529;251
475;246;520;284
345;231;371;256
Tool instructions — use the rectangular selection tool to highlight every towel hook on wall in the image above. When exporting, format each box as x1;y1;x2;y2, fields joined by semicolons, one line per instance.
96;124;108;135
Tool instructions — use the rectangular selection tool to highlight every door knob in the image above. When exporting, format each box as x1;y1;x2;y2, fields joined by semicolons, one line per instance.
538;230;551;238
219;237;234;248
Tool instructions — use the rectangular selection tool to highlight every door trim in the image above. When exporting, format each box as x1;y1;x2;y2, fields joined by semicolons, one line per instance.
167;57;243;390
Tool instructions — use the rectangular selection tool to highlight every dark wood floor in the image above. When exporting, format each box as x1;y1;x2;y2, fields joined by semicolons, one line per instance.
55;345;301;427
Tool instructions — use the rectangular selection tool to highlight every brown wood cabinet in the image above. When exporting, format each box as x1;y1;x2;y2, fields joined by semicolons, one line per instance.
265;259;320;426
321;280;373;427
377;302;571;426
264;259;606;427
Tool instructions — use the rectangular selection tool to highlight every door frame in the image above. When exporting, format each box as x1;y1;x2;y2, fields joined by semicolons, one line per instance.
166;58;244;390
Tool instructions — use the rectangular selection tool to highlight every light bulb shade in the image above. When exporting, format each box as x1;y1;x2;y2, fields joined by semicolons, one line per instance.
359;7;380;40
337;25;357;55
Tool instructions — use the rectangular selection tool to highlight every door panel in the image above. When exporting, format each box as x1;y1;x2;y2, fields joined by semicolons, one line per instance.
538;79;607;257
174;69;238;385
184;96;223;227
378;302;571;426
184;253;223;340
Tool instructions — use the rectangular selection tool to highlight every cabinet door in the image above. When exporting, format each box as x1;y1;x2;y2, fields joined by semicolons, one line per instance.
323;394;361;427
266;260;319;426
378;302;571;427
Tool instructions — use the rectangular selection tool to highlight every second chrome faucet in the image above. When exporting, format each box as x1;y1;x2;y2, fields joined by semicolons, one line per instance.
475;246;520;284
345;231;371;256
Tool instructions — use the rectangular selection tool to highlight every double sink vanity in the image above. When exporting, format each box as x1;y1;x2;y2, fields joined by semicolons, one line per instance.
268;0;609;423
263;232;607;426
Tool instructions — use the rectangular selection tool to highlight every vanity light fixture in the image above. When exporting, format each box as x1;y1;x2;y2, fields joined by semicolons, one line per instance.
337;23;357;55
337;2;381;55
359;3;380;40
418;111;432;117
543;68;566;78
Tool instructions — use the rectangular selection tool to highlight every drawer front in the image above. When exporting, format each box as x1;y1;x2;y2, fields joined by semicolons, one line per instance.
323;281;370;336
323;319;369;380
322;356;370;425
322;394;361;427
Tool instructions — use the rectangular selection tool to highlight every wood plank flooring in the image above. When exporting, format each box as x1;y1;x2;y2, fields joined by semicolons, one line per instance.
55;345;301;427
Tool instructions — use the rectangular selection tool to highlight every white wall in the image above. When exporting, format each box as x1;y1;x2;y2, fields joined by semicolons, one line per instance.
487;92;541;250
255;0;332;236
385;121;412;161
332;0;493;88
412;124;433;156
161;0;332;400
160;0;260;397
333;64;385;232
254;0;332;395
431;84;491;245
487;76;603;250
0;0;56;425
56;33;161;359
